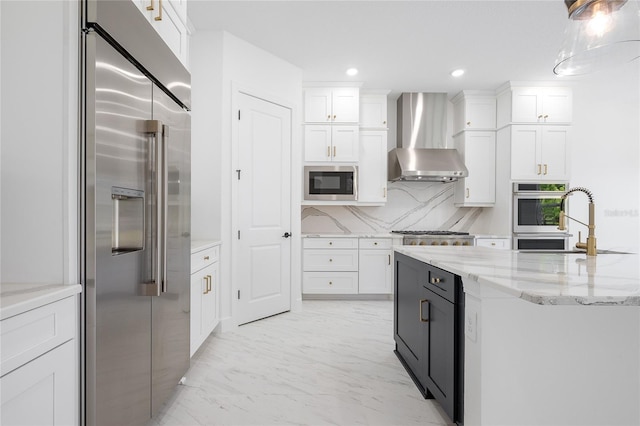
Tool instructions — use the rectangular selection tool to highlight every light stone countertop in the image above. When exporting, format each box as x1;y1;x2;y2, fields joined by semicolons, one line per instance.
191;239;222;253
303;233;400;239
394;246;640;306
0;283;82;320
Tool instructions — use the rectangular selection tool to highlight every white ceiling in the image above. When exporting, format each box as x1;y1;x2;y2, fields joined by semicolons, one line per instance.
188;1;572;97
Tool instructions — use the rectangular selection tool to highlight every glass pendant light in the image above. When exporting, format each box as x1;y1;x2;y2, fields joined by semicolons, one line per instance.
554;0;640;76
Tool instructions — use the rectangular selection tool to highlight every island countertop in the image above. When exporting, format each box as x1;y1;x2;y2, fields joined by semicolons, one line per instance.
394;246;640;306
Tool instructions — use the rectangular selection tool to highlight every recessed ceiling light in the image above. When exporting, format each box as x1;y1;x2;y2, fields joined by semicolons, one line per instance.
451;69;465;77
346;68;359;76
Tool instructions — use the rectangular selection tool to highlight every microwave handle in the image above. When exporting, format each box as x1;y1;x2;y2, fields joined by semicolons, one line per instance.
353;166;358;201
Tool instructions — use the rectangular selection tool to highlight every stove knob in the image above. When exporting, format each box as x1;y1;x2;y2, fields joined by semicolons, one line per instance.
441;241;449;246
462;241;470;246
419;241;427;246
431;241;439;246
410;241;417;245
453;241;461;246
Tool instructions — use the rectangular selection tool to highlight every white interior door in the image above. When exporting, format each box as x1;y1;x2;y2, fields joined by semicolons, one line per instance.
236;92;292;325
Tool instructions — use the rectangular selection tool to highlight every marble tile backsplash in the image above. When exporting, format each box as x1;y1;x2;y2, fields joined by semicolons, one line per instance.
302;181;485;234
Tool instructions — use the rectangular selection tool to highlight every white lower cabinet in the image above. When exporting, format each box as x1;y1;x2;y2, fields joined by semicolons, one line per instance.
303;237;393;295
358;238;393;294
1;295;78;426
190;241;221;357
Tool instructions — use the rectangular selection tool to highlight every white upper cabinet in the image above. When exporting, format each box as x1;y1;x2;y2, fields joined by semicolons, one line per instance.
304;88;359;123
497;86;572;127
509;125;570;181
132;0;190;68
304;125;359;162
358;130;388;204
452;91;496;134
359;94;388;129
453;131;496;207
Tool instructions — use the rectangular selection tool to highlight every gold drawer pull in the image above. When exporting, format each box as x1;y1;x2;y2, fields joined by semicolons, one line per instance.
419;299;429;322
204;255;210;260
431;277;441;284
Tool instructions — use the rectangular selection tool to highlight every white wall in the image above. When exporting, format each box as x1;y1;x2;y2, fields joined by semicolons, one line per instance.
191;31;303;329
569;61;640;253
0;1;78;284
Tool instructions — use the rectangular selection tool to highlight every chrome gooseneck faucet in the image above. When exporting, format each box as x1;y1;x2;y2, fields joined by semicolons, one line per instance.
558;187;597;256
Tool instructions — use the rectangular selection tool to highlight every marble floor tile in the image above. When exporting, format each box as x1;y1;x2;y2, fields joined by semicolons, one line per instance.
150;300;454;426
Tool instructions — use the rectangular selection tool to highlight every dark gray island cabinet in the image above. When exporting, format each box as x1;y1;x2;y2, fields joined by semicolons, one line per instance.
393;252;464;425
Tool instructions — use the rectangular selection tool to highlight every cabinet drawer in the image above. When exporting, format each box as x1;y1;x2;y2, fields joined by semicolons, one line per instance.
303;238;358;249
475;238;511;250
303;249;358;271
1;296;76;377
359;238;392;250
191;245;219;273
424;265;458;303
303;272;358;294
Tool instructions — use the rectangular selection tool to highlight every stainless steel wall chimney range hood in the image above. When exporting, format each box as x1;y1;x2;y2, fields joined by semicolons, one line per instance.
388;93;468;182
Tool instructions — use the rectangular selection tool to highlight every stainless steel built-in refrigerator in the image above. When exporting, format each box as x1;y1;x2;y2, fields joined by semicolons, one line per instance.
82;1;191;424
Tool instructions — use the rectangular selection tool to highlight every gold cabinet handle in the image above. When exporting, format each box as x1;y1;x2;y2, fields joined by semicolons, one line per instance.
383;187;387;198
383;120;387;125
329;258;333;262
543;114;549;119
333;115;337;120
388;254;391;265
327;115;331;120
431;277;441;284
327;146;331;157
147;0;154;10
538;114;543;120
206;275;212;293
537;164;542;175
329;281;333;285
203;276;209;294
544;164;548;175
419;299;429;322
154;0;162;20
204;255;210;261
333;146;336;157
466;121;471;126
466;188;470;198
329;241;333;245
374;242;378;245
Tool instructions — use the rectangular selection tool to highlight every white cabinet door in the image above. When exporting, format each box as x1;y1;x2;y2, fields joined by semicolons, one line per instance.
510;125;540;180
331;88;359;123
540;126;569;180
1;340;76;426
331;126;359;162
304;88;332;123
304;88;359;123
454;131;496;206
358;249;392;294
453;93;496;133
511;88;542;123
360;94;388;128
304;125;332;162
510;87;572;124
541;88;573;123
358;130;387;203
200;262;218;342
510;125;569;181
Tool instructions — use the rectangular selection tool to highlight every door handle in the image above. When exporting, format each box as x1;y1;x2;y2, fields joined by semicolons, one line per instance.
282;232;292;238
419;299;429;322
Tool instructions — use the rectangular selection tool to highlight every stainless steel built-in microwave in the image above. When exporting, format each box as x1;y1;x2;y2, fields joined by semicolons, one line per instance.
513;182;568;233
304;165;358;201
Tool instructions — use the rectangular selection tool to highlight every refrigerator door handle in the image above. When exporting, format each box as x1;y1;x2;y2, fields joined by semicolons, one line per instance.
144;119;164;296
161;124;169;293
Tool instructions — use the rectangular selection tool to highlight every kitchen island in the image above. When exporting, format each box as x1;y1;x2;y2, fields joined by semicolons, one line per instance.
394;246;640;426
